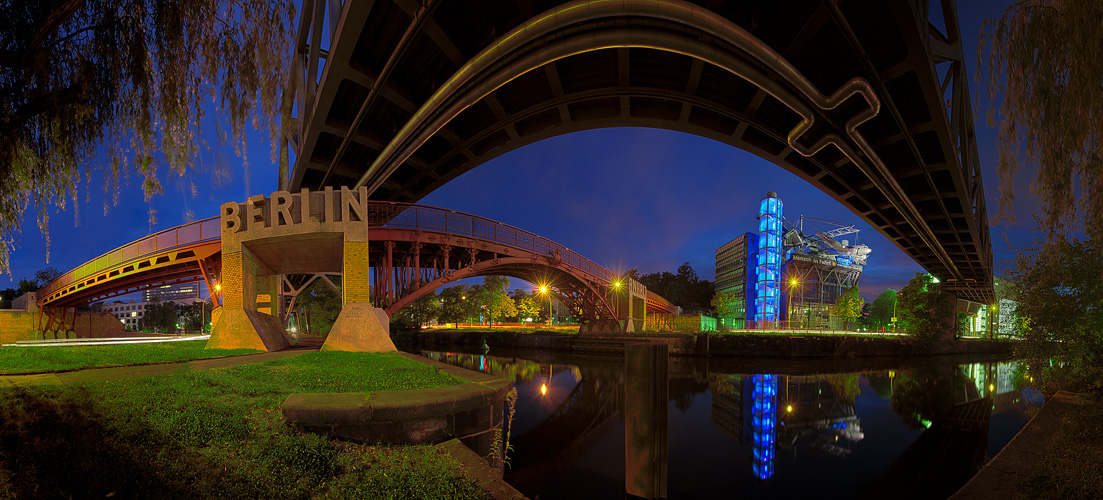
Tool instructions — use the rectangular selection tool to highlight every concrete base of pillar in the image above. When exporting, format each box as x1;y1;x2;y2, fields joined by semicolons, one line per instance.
208;309;293;352
321;303;396;352
579;319;626;334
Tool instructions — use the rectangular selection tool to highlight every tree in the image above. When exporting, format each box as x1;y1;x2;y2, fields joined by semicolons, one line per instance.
866;289;897;331
138;298;178;334
979;2;1103;241
711;290;741;318
1007;236;1103;370
897;273;951;341
510;289;541;322
475;276;513;327
15;278;38;297
438;284;475;324
639;262;714;311
295;280;341;335
33;267;62;286
393;292;441;330
832;286;864;331
0;0;296;274
178;300;213;333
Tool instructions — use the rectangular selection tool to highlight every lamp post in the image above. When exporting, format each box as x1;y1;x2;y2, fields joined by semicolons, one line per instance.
788;278;799;330
540;286;552;326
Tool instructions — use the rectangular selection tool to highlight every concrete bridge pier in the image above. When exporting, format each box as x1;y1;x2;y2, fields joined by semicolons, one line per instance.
209;188;397;352
208;243;293;352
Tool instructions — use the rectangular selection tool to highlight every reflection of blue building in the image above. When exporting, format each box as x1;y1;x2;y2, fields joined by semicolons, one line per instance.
750;374;778;480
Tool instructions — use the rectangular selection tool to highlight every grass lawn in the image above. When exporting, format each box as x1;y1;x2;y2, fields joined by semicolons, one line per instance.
1018;390;1103;500
0;340;260;374
0;351;491;499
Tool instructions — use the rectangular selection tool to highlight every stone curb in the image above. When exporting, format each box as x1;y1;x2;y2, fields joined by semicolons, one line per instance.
436;438;527;500
281;352;513;455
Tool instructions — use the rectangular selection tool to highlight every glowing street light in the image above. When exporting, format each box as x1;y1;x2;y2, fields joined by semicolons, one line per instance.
786;404;793;413
787;278;799;330
540;383;547;396
539;285;553;326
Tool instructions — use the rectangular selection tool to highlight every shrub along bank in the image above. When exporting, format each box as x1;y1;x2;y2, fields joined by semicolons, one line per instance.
0;351;491;499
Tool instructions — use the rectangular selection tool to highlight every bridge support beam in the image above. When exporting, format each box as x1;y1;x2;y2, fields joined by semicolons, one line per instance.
321;235;397;352
208;245;294;352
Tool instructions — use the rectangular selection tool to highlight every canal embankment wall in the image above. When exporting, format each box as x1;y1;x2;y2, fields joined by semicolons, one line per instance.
948;390;1076;500
393;330;1016;358
0;310;125;344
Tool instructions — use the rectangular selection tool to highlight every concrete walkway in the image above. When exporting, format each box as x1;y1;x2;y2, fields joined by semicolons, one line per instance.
0;347;316;387
949;390;1077;500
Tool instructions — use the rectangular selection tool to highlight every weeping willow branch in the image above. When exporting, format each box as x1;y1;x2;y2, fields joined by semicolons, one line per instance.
978;0;1103;242
0;0;295;275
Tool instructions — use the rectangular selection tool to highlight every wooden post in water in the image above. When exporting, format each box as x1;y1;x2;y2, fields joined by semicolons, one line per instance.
625;342;668;499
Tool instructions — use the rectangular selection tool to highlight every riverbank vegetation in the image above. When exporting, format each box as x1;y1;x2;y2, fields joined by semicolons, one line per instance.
0;351;488;499
1017;391;1103;499
0;339;259;374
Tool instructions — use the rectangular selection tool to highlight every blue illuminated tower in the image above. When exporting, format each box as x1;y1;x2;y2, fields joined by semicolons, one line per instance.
755;192;783;328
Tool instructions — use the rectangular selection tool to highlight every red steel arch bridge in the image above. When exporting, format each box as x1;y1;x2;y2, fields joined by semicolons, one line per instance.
37;202;674;331
280;0;994;302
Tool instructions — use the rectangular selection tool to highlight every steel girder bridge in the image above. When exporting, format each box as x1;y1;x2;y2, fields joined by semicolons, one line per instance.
36;202;674;329
281;0;994;302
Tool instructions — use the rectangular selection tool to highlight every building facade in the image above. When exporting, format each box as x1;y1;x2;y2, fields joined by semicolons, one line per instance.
714;232;758;330
715;191;867;331
142;282;200;302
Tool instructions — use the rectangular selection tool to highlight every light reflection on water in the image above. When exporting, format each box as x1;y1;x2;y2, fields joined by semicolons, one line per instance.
419;350;1042;500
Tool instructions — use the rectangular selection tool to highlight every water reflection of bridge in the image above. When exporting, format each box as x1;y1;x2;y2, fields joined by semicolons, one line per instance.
425;350;1026;497
860;360;1023;500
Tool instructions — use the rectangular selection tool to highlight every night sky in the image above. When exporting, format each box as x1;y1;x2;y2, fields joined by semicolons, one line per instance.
7;0;1044;302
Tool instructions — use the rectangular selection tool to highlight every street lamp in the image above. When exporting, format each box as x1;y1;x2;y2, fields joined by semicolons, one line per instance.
539;285;552;326
788;278;799;330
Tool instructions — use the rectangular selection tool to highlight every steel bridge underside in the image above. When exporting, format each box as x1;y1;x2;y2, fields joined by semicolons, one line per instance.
285;0;993;302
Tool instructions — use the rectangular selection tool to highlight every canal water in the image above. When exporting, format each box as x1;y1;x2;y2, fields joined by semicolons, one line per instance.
414;347;1039;500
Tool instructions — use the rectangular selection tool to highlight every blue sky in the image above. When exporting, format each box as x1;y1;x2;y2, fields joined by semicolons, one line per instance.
7;0;1042;302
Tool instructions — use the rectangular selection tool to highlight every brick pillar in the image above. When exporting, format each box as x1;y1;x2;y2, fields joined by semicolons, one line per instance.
321;234;396;352
342;240;371;305
208;246;292;352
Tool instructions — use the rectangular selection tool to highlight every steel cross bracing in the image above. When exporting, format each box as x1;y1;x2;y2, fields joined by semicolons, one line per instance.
365;202;675;319
284;0;994;303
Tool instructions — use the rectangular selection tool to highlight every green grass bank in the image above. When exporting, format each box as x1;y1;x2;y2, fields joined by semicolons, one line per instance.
0;351;493;499
0;339;260;374
1017;390;1103;499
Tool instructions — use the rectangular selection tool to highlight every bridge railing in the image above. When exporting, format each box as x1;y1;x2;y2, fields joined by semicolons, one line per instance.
366;202;617;283
37;217;221;302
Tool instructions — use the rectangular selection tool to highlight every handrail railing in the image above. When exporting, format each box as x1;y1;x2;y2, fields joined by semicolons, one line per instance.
37;217;221;300
365;202;618;284
38;201;672;308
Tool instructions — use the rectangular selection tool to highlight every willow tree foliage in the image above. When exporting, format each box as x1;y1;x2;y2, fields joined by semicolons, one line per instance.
978;1;1103;240
0;0;295;274
1008;237;1103;370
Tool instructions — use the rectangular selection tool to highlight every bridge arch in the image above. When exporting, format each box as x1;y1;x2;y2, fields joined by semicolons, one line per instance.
288;0;993;301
